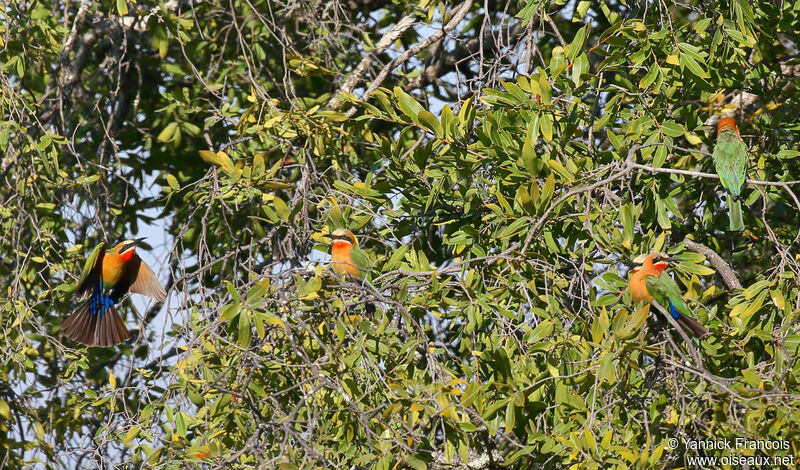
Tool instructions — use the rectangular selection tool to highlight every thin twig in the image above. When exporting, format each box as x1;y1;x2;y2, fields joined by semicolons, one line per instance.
329;13;418;109
347;0;473;117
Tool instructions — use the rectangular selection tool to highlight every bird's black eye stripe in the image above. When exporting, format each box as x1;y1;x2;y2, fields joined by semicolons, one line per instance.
120;242;136;253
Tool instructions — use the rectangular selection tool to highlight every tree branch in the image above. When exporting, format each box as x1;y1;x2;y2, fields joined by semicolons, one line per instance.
404;22;523;91
682;239;742;290
346;0;473;117
329;12;419;109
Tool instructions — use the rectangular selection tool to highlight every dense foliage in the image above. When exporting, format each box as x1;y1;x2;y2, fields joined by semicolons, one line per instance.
2;0;800;468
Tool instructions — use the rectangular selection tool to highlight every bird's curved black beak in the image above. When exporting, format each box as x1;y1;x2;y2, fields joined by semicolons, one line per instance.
120;237;147;254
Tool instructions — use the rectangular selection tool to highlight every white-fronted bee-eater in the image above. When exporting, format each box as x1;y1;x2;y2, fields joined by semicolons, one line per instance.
61;239;166;347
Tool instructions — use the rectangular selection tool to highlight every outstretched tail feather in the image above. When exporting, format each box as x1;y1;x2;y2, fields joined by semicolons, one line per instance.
676;314;709;338
61;302;130;347
667;300;708;338
727;194;744;231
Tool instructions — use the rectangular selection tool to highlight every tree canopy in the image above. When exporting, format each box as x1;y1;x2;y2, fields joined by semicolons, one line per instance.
2;0;800;468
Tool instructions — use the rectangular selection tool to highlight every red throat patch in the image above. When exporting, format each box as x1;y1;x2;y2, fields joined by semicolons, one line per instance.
652;262;669;274
332;240;352;250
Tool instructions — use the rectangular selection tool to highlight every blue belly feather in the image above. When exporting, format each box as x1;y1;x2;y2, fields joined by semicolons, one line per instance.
89;283;115;317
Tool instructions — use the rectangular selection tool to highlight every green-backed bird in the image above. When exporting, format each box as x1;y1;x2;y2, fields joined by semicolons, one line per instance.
330;228;375;312
61;239;167;347
712;117;749;231
330;229;371;277
629;252;708;339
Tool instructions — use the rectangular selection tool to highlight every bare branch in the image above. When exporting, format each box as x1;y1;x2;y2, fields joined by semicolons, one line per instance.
682;239;742;290
347;0;473;117
329;13;419;108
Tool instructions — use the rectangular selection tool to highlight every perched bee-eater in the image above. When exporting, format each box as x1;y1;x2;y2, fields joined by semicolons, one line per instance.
629;252;708;338
61;239;167;347
330;229;371;277
330;228;374;313
712;117;749;231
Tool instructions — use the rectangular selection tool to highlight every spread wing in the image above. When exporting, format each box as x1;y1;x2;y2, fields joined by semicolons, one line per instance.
109;254;167;303
128;254;167;301
75;242;105;299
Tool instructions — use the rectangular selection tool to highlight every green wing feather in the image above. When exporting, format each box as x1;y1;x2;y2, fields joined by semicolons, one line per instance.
349;244;372;274
75;242;105;298
713;130;748;230
645;272;689;315
644;272;707;338
712;131;748;197
346;242;376;313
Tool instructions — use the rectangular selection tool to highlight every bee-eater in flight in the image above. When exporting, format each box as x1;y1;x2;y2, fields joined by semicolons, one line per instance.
330;228;374;312
712;117;749;231
61;239;167;347
629;252;708;338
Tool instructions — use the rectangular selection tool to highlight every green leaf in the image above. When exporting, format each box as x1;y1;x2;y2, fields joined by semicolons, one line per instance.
572;53;588;86
638;66;658;90
598;353;614;384
660;121;684;137
404;454;427;470
678;262;715;276
527;320;554;343
175;412;186;437
166;174;180;191
573;1;591;21
505;400;516;432
76;174;101;185
568;26;587;61
621;203;634;242
238;310;251;347
655;196;671;228
743;280;772;300
157;122;179;143
784;336;800;356
418;110;444;137
679;52;710;79
272;196;290;222
0;400;9;420
394;87;424;121
741;368;761;388
199;150;235;175
539;173;555;208
539;114;553;142
538;72;552;104
694;17;712;34
522;139;538;176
